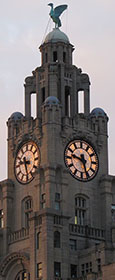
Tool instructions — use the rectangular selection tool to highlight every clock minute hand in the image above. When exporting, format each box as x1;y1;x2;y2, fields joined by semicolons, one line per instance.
80;154;89;178
23;157;28;174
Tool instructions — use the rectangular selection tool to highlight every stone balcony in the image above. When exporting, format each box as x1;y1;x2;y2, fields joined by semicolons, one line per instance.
69;224;105;241
8;227;29;244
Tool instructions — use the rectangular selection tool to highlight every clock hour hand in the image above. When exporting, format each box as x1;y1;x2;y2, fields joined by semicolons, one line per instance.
72;154;82;161
20;159;30;165
20;160;24;165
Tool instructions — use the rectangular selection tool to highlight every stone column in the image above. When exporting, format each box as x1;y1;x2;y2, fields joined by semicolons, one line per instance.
84;88;90;115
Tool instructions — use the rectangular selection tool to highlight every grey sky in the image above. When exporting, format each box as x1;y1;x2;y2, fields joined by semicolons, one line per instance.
0;0;115;180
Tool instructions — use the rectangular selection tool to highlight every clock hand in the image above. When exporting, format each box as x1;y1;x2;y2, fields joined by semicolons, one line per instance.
72;154;82;161
20;160;24;165
25;160;30;165
23;157;28;174
80;154;89;178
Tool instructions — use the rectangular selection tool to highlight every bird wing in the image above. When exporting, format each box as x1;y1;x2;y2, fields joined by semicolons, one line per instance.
54;5;68;18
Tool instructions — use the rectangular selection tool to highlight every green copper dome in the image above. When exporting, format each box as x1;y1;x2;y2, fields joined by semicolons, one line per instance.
44;28;69;44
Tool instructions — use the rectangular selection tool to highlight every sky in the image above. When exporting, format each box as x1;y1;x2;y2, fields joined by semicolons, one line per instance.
0;0;115;181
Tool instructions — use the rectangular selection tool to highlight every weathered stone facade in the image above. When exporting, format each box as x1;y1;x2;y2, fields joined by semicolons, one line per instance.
0;27;115;280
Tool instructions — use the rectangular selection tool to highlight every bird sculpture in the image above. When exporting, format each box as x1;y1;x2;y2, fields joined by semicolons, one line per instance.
48;3;68;28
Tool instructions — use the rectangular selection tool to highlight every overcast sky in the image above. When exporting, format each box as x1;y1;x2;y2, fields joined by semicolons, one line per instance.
0;0;115;181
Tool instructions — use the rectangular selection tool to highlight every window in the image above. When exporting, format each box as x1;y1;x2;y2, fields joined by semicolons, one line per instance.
54;231;60;248
41;87;45;103
78;90;84;113
86;263;89;273
0;210;3;228
70;239;77;250
31;93;36;119
81;262;92;275
54;262;61;277
36;232;41;250
15;271;29;280
63;52;66;63
111;204;115;222
90;262;92;273
71;264;77;278
81;264;85;276
41;193;46;209
97;258;101;272
25;199;32;210
55;193;60;210
56;168;61;184
37;263;42;278
24;198;32;228
65;86;71;116
75;197;86;225
54;215;62;225
45;53;48;63
53;51;58;62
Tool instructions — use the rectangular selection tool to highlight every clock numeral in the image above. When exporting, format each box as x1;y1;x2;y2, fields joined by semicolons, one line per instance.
91;161;96;165
21;148;24;154
33;149;37;154
68;163;73;168
17;156;21;161
35;157;39;161
90;167;95;173
17;170;21;176
80;141;82;148
66;155;72;159
73;169;77;176
73;143;77;149
68;147;73;153
86;145;90;152
90;153;95;157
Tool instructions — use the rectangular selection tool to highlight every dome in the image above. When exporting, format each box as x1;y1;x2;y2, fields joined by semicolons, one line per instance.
44;96;60;105
44;28;69;44
90;107;106;117
10;112;24;121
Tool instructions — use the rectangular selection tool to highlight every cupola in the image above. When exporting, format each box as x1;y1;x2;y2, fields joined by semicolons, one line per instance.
39;27;74;65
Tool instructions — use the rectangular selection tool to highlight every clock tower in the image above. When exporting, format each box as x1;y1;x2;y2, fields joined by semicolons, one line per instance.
0;5;115;280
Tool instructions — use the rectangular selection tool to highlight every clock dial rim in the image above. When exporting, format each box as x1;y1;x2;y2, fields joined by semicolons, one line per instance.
14;141;40;184
64;139;99;182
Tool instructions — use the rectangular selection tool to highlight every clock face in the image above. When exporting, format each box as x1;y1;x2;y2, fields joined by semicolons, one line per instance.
64;140;99;181
15;141;40;184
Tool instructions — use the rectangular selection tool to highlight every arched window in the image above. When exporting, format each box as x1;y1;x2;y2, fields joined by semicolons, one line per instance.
15;270;30;280
22;197;33;228
0;209;3;228
65;86;71;116
54;231;60;248
36;231;41;249
25;198;33;228
75;196;87;225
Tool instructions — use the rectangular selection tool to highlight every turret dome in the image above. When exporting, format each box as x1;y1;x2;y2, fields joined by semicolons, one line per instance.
9;112;24;121
44;28;70;44
44;96;60;105
90;107;107;117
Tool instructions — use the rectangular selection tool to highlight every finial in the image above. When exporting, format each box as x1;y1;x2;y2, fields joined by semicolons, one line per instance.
48;3;68;28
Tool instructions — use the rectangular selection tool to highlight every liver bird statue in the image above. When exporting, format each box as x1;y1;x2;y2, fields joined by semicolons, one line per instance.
48;3;68;28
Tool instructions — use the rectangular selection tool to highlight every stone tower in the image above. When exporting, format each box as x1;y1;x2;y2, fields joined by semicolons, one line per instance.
0;20;115;280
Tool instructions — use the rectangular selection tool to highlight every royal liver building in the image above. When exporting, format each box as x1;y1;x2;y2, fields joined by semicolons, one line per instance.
0;4;115;280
